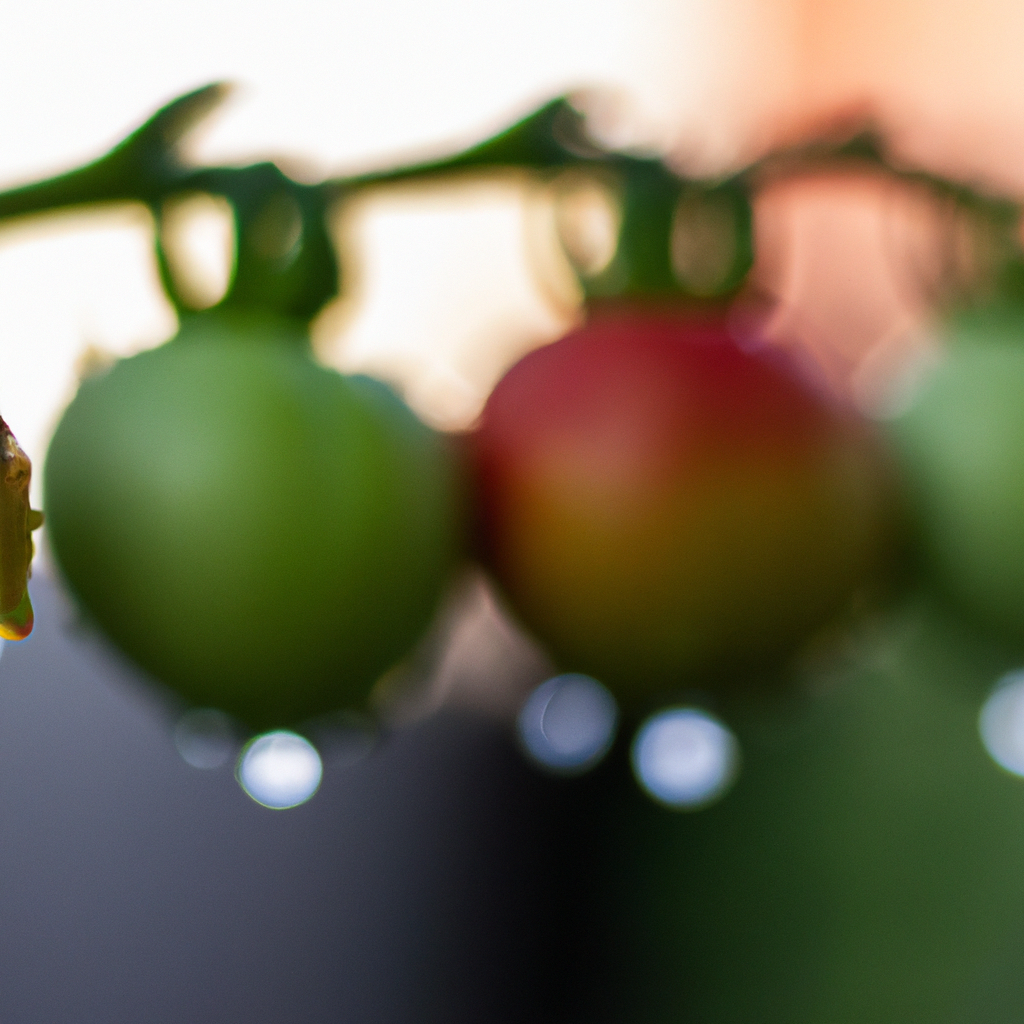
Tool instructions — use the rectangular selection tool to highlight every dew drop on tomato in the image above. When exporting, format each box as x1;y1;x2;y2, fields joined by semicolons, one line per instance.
237;731;323;809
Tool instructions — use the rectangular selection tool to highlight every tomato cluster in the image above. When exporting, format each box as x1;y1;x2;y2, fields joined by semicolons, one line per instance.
2;88;1024;799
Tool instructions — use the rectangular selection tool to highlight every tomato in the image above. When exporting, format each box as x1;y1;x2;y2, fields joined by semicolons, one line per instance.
470;302;895;705
593;602;1024;1022
887;305;1024;645
44;311;462;729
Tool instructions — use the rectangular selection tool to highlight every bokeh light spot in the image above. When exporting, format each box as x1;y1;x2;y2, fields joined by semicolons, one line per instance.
631;707;739;809
980;671;1024;777
517;673;618;774
174;707;236;769
237;731;323;809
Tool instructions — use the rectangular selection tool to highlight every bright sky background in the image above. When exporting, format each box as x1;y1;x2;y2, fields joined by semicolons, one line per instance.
0;0;787;185
3;0;1024;518
0;0;797;522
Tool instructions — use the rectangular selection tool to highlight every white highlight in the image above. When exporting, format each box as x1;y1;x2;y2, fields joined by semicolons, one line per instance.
174;707;236;769
631;707;739;809
518;673;618;774
980;671;1024;777
237;731;323;809
160;192;235;310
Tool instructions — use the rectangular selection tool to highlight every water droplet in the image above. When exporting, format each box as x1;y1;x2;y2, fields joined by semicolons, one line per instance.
517;673;618;774
174;707;236;769
980;670;1024;777
631;707;739;809
237;731;323;809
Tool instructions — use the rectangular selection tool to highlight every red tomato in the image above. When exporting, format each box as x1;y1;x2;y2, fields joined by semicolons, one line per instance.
470;302;895;705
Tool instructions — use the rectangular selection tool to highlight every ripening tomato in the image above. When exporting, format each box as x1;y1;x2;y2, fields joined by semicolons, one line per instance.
44;311;462;729
470;302;895;704
887;305;1024;646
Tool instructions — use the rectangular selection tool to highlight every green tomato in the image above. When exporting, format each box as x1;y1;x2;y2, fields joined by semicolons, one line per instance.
888;306;1024;645
44;312;462;729
595;602;1024;1023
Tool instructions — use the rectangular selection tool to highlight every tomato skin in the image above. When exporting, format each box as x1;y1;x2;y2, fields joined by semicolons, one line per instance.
44;313;462;729
471;303;894;704
887;307;1024;646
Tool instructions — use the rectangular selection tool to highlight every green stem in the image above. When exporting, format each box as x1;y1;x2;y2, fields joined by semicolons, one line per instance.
330;98;599;195
328;98;754;301
0;84;228;221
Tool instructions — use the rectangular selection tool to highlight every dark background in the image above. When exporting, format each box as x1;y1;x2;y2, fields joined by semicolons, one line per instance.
0;573;603;1024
